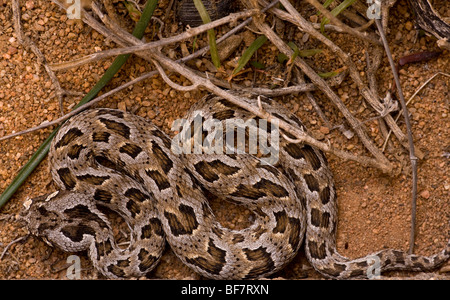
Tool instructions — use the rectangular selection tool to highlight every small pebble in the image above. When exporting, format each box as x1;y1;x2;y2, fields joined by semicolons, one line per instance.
420;190;430;199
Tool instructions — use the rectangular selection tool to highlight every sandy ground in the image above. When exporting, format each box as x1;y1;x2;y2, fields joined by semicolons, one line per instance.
0;0;448;279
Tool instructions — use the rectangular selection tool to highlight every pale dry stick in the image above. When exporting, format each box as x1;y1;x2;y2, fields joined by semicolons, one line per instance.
293;68;334;130
375;18;417;254
12;0;75;116
365;45;393;147
0;71;158;142
365;44;384;98
0;236;27;261
381;72;450;152
248;3;392;170
49;9;259;71
190;65;347;96
163;0;176;21
306;92;333;129
150;59;200;91
338;6;367;27
267;0;411;158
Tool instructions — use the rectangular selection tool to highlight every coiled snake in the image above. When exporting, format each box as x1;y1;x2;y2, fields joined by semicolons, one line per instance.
23;95;450;279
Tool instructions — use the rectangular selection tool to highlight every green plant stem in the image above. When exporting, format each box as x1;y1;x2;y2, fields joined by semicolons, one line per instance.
193;0;220;68
0;0;158;210
231;35;267;77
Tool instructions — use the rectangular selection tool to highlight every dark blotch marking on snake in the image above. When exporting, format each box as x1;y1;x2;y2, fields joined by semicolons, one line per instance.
320;185;331;205
55;128;83;149
230;184;267;200
64;204;107;227
145;169;171;191
57;168;77;190
284;143;322;170
212;109;235;121
92;131;111;143
95;109;124;119
150;129;172;149
185;239;226;276
141;218;164;239
119;143;143;159
67;144;87;159
124;188;150;203
308;240;327;260
194;159;240;182
304;174;320;192
243;247;275;279
164;204;199;236
99;117;131;139
93;189;113;203
253;178;289;198
76;174;110;185
61;224;96;243
150;141;173;174
311;208;330;229
138;248;159;272
287;217;302;250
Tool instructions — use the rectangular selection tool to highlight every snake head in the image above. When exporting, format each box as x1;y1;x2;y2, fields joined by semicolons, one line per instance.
21;190;113;253
20;191;62;245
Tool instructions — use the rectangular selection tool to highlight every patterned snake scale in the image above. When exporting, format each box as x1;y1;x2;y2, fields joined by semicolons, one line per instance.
23;95;450;279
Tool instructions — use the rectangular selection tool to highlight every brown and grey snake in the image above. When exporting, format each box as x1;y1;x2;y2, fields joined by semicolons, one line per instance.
22;95;450;279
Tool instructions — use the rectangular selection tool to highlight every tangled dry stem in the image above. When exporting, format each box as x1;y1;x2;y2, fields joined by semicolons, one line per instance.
54;0;405;173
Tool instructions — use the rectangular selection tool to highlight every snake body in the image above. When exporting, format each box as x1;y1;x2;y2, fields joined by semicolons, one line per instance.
23;95;450;279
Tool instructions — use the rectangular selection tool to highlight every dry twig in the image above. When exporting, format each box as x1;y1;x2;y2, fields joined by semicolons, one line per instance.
0;236;27;261
375;18;417;254
265;0;412;154
12;0;81;116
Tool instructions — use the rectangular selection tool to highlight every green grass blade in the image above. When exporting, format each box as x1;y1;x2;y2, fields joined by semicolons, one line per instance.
278;45;321;64
0;0;158;210
231;35;267;77
193;0;220;68
123;1;142;22
287;41;300;62
250;60;265;69
320;0;356;32
317;0;335;15
318;71;339;78
298;48;322;57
